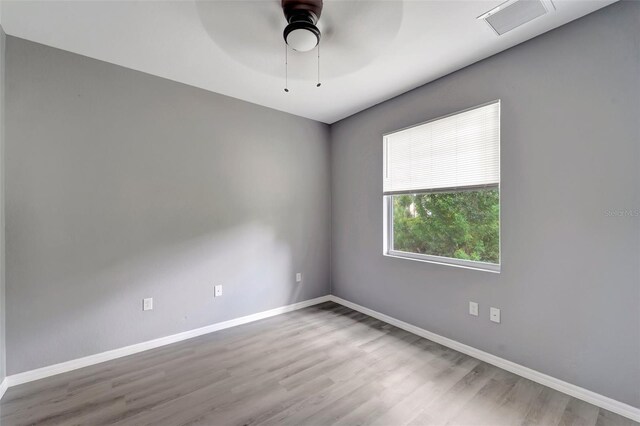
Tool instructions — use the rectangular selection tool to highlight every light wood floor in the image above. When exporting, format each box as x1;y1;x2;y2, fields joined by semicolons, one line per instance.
1;302;636;426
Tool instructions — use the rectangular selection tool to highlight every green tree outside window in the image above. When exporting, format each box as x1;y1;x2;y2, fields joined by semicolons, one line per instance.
392;189;499;264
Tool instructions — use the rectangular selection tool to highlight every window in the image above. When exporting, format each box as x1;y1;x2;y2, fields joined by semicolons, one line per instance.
383;101;500;272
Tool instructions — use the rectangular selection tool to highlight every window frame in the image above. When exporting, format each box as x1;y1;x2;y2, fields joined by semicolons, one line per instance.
382;101;501;273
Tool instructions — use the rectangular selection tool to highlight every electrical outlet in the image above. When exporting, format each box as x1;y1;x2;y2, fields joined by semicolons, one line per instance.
469;301;479;316
214;285;223;297
490;307;501;323
296;273;302;283
143;298;153;311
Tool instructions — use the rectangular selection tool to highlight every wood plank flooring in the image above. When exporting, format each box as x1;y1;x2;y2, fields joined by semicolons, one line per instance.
1;302;636;426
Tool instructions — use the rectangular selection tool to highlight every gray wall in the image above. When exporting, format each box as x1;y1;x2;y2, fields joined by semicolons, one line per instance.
0;25;6;384
331;1;640;408
5;37;331;374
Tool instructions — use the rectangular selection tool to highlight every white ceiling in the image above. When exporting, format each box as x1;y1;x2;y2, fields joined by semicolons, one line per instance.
1;0;616;123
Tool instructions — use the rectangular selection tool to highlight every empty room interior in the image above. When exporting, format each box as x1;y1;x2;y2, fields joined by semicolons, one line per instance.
0;0;638;425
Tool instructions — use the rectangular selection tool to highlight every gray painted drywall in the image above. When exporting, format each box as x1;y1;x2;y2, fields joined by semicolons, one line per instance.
331;1;640;408
5;37;331;374
0;25;6;384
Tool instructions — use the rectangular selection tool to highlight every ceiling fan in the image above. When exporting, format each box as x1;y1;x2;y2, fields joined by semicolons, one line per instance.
282;0;323;53
281;0;324;91
196;0;402;88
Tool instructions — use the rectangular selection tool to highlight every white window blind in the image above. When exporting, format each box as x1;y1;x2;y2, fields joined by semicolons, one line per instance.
383;101;500;194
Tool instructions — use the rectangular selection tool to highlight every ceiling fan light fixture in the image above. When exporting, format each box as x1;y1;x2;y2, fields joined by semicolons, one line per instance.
284;21;320;52
282;0;323;52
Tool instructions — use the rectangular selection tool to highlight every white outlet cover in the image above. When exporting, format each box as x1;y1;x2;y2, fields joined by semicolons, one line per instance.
214;285;223;297
469;301;479;316
490;307;501;323
143;298;153;311
296;273;302;283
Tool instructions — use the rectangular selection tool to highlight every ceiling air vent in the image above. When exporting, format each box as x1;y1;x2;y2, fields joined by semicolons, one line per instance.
478;0;554;36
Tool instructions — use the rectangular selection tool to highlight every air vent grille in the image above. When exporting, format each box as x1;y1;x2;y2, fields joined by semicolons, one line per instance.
480;0;550;35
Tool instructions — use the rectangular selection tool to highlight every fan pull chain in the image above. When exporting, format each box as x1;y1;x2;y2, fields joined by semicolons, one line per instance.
284;44;289;93
316;42;321;87
283;42;322;91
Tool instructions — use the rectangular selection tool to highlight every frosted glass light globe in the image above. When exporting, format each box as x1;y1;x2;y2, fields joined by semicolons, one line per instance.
286;28;318;52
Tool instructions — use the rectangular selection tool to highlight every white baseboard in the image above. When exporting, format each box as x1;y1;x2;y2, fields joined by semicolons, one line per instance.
328;295;640;423
3;294;638;423
4;295;331;389
0;378;7;401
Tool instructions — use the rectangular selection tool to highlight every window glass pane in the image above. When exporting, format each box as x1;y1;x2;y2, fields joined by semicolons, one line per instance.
392;189;499;264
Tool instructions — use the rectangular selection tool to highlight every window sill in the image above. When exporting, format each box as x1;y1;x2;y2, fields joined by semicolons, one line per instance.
384;250;501;273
